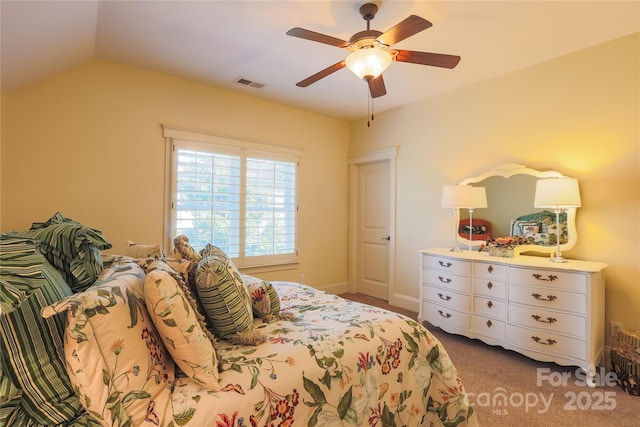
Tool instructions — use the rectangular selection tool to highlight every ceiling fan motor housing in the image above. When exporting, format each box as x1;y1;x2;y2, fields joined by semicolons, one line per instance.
359;3;379;22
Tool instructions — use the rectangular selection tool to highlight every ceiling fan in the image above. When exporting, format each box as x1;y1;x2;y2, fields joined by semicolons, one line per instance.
286;2;461;98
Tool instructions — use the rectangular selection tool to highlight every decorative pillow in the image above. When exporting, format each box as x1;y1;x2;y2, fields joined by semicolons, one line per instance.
242;274;281;320
42;262;174;427
144;267;220;390
0;236;85;425
519;221;541;234
199;243;226;258
13;212;112;292
165;257;192;283
125;240;165;259
196;253;264;344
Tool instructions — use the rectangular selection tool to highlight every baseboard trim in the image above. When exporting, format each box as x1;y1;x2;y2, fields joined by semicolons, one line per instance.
389;293;420;313
317;281;349;295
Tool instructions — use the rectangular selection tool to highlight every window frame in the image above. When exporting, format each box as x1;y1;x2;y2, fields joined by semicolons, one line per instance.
163;126;301;268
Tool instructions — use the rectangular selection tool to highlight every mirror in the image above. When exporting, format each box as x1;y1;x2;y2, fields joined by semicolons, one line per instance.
457;163;578;256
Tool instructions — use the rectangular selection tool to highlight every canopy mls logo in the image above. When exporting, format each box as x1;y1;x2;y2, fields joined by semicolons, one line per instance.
536;367;618;388
466;367;619;415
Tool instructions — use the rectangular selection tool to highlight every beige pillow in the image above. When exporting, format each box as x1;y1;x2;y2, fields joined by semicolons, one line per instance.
145;268;220;391
125;241;165;259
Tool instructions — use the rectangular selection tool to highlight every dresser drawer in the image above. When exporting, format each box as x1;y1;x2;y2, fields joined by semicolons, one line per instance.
473;278;507;299
508;305;585;337
423;269;472;294
473;262;507;281
507;325;586;360
423;254;471;276
471;315;506;340
509;267;587;292
422;301;470;330
509;284;586;314
423;286;470;311
473;296;506;320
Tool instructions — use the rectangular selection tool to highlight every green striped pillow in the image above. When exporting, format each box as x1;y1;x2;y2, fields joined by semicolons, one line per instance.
15;212;112;292
0;238;46;313
0;237;84;425
195;253;257;342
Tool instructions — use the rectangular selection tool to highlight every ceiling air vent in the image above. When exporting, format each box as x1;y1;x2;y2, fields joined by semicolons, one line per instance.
235;78;265;89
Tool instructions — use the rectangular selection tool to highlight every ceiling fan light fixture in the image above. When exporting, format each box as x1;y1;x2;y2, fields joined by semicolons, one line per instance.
345;47;392;80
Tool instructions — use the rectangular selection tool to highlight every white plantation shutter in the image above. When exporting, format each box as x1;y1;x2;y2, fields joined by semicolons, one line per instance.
175;148;242;256
245;157;297;258
165;127;300;268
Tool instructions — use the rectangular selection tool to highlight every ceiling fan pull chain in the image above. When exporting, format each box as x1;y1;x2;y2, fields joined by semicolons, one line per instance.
367;90;370;127
367;90;372;127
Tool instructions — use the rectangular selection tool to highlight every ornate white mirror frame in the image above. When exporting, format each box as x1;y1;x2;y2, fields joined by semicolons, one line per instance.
457;163;578;256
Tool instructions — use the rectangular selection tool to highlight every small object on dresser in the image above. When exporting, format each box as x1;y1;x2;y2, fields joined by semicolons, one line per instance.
485;236;527;257
488;246;515;258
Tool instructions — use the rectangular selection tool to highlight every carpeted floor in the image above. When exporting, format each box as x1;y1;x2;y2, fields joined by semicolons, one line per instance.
339;293;639;427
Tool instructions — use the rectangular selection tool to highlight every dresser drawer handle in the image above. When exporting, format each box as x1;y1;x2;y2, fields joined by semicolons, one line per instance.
486;281;493;289
438;310;452;319
532;273;558;282
438;261;453;268
486;319;493;328
531;293;557;302
531;314;557;324
531;336;557;346
438;276;452;284
487;300;493;308
487;265;494;274
438;293;452;301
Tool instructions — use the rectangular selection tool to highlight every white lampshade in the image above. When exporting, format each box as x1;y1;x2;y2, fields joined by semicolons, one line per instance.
470;187;488;209
441;185;487;209
441;185;473;208
345;47;393;80
534;178;582;208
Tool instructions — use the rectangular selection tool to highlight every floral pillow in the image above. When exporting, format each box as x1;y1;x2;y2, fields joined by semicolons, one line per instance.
42;262;174;427
144;267;220;391
241;274;281;320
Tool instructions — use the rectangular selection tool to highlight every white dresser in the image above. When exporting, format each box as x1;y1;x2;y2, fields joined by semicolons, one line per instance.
419;248;607;386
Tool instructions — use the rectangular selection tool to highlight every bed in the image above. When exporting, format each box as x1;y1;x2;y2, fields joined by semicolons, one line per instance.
0;213;478;427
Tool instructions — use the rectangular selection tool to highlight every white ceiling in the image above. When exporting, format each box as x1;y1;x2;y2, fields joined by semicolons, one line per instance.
2;1;639;121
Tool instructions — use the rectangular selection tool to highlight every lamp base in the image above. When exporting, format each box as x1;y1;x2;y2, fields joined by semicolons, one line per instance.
550;255;568;263
450;247;462;252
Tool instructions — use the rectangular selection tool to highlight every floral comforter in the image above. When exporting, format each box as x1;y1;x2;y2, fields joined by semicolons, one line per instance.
171;282;477;427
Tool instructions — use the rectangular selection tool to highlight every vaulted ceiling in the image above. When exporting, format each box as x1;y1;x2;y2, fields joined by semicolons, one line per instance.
2;1;638;120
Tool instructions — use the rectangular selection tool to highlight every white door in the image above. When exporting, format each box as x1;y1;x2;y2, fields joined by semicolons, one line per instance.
357;162;390;299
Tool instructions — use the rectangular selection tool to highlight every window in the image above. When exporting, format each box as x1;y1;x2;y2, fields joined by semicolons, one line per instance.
164;127;300;268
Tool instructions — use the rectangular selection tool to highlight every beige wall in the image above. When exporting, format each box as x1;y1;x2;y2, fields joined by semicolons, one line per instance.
349;33;640;346
2;33;638;348
1;60;350;289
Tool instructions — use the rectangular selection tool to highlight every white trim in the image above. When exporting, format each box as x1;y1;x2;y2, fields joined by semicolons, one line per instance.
162;125;302;158
348;147;399;303
348;146;398;165
163;125;300;267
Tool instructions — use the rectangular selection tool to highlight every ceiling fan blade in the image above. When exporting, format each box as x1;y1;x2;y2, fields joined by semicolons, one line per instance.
296;61;346;87
395;49;461;69
368;75;387;98
286;27;350;48
378;15;433;46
